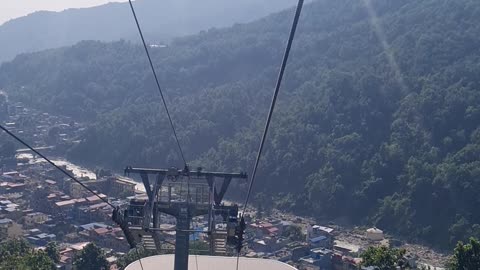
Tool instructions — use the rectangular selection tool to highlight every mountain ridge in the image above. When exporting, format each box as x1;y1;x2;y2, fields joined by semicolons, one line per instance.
0;0;298;62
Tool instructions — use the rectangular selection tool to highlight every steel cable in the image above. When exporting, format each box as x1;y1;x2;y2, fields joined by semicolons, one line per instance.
0;124;115;208
236;1;304;269
128;0;188;167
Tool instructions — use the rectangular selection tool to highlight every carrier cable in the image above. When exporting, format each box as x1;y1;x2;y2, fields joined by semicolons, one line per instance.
242;0;305;214
1;123;146;269
128;0;188;167
236;1;304;269
0;124;115;208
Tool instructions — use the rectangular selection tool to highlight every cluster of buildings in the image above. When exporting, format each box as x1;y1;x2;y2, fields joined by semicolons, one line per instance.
240;214;434;270
241;219;359;269
0;101;139;269
2;102;84;154
0;164;138;269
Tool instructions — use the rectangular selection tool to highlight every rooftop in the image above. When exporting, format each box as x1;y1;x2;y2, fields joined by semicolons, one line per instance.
0;218;12;224
367;227;383;233
312;225;334;234
311;248;333;255
2;171;19;175
126;255;298;270
86;194;107;202
80;222;109;230
26;212;46;216
334;240;361;254
94;227;110;235
310;236;327;243
88;202;109;210
55;199;76;207
70;242;90;251
267;227;279;234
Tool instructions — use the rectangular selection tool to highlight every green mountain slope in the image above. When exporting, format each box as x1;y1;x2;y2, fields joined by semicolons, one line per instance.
0;0;297;63
1;0;480;248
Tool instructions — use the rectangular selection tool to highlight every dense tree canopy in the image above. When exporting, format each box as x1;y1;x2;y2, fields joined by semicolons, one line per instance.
1;0;480;249
0;93;7;120
0;239;56;270
361;246;406;270
73;243;108;270
45;242;60;264
0;139;16;160
448;238;480;270
116;246;156;270
282;225;305;242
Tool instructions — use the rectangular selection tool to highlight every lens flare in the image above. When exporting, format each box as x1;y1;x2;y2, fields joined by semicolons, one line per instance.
362;0;407;91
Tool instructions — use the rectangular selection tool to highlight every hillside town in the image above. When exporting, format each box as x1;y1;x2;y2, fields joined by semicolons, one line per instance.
1;100;448;269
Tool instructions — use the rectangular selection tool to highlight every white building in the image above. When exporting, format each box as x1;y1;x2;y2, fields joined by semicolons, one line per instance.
24;212;49;227
366;227;384;241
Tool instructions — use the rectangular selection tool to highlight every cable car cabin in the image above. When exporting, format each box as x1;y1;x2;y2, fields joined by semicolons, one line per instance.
121;188;243;255
208;204;241;255
113;166;248;269
155;178;211;212
126;198;146;226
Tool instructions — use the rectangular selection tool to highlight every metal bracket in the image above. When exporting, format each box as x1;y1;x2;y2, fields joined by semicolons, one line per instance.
214;177;232;205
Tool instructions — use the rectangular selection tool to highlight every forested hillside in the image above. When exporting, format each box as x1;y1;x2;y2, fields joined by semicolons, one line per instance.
0;0;297;62
1;0;480;249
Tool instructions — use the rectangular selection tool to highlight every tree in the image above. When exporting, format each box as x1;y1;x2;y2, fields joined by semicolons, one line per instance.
23;251;56;270
361;246;406;270
282;225;305;242
0;93;7;120
448;238;480;270
256;204;263;220
0;140;16;160
0;239;31;260
73;243;109;270
190;240;210;255
46;126;60;145
0;239;55;270
52;221;76;241
254;192;272;218
45;242;60;263
116;246;156;270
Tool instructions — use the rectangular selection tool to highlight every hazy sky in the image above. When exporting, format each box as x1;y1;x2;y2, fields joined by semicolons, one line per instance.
0;0;129;25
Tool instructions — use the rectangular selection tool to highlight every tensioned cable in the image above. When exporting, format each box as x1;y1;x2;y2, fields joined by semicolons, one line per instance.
128;0;187;167
236;1;304;269
126;5;195;269
186;174;199;270
191;219;200;270
134;246;145;270
0;123;149;268
0;124;115;208
242;0;304;214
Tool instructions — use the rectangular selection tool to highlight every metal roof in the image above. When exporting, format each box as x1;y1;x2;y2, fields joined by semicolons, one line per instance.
126;255;298;270
0;218;12;224
312;225;334;233
310;236;327;243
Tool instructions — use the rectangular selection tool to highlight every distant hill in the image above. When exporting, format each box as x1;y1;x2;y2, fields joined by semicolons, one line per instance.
2;0;480;249
0;0;298;63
